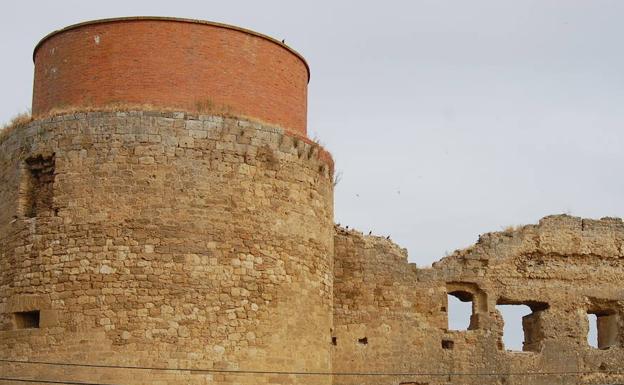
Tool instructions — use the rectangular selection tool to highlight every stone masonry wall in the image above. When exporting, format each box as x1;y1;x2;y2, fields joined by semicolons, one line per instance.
1;113;622;385
0;111;334;385
333;216;624;385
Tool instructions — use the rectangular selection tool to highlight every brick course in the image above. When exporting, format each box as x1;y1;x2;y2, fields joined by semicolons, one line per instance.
32;18;309;136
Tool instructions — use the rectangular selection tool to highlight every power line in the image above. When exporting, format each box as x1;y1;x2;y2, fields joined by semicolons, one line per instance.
2;358;624;378
0;377;120;385
0;377;623;385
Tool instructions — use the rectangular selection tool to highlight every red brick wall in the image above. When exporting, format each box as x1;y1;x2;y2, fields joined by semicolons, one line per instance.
32;18;309;135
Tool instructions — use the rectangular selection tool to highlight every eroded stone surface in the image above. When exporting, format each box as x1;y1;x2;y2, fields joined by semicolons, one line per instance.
0;112;334;385
333;216;624;385
0;112;622;385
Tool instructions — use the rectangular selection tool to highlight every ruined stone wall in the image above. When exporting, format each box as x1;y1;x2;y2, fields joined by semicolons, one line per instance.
333;216;624;385
0;111;334;385
3;16;624;385
1;112;623;385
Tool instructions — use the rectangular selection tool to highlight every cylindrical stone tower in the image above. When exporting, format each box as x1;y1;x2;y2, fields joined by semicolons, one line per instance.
0;17;334;385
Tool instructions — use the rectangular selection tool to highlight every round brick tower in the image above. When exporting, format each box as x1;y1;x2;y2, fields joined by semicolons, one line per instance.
0;17;334;385
32;17;310;135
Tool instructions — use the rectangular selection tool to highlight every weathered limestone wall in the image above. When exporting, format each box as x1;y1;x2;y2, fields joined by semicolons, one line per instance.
0;111;334;384
0;115;622;385
333;216;624;385
5;15;623;385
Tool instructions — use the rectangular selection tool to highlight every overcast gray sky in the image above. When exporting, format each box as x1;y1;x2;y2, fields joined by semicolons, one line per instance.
3;0;623;268
2;1;623;350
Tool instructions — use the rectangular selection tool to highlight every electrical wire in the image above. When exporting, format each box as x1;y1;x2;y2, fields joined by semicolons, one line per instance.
0;377;120;385
0;376;623;385
1;358;623;378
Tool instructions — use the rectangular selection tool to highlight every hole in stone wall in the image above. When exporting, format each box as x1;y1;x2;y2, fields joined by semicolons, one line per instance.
588;313;599;349
23;154;56;218
441;339;454;350
14;311;40;329
497;301;548;352
447;291;473;331
357;337;368;345
331;337;337;346
587;311;618;350
498;304;531;351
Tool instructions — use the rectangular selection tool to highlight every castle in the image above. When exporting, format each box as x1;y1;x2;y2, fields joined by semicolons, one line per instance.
0;17;622;385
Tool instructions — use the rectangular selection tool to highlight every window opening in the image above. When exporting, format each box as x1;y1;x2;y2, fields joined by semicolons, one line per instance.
23;154;56;218
588;313;599;348
14;311;40;329
497;301;548;352
447;291;474;331
588;311;618;349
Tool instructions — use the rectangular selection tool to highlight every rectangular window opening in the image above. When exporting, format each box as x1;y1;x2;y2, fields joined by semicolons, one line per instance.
14;311;40;329
588;311;618;350
447;291;474;331
23;154;56;218
497;301;548;352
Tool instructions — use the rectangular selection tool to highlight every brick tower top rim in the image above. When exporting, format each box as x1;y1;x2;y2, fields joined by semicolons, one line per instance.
32;16;311;83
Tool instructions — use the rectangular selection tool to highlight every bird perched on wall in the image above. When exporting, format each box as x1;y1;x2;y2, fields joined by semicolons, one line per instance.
281;39;285;44
386;236;391;240
368;231;372;235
